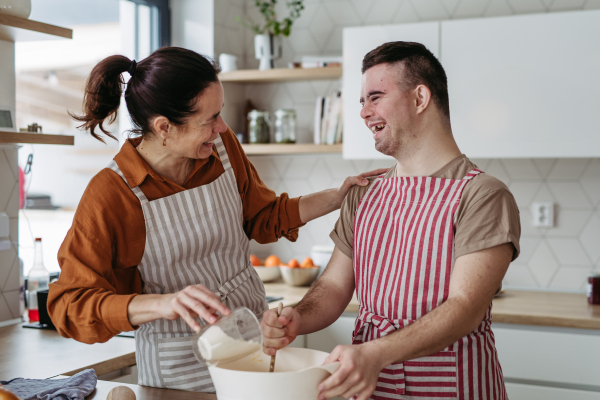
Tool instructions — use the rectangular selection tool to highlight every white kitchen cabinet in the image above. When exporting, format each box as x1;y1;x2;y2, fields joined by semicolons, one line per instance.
343;23;440;160
442;10;600;158
506;383;600;400
306;313;357;353
494;323;600;399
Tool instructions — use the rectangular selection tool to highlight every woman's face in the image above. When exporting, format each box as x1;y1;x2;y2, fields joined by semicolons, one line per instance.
171;81;228;160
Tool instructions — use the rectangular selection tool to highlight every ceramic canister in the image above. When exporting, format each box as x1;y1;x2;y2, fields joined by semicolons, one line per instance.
0;0;31;18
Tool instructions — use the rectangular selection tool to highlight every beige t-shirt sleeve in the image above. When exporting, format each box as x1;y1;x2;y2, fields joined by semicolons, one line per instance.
454;174;521;261
330;157;521;261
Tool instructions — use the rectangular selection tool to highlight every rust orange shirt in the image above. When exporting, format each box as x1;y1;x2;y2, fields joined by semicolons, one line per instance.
48;128;302;344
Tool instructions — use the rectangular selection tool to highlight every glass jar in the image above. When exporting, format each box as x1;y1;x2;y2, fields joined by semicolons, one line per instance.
587;274;600;305
248;110;271;144
274;109;296;144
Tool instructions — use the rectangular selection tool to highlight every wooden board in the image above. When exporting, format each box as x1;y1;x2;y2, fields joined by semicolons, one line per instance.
86;380;217;400
0;13;72;42
242;143;342;155
220;67;342;83
0;324;136;380
0;130;74;145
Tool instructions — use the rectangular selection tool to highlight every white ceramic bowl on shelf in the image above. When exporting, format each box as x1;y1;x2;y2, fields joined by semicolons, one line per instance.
209;347;339;400
253;266;281;282
280;266;319;286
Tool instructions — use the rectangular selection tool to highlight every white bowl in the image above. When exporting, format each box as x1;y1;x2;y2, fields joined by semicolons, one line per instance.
280;266;319;286
0;0;31;18
209;347;339;400
253;266;281;282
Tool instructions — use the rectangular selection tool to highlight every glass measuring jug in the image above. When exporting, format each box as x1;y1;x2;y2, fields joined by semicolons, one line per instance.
191;307;262;366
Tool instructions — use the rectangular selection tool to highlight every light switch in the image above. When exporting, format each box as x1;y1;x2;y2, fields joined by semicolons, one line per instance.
531;202;554;227
0;212;9;238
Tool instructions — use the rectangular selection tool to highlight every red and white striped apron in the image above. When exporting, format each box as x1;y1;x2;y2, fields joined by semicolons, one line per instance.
353;168;507;400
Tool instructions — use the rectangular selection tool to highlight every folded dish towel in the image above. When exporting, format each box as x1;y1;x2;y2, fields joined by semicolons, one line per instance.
0;369;97;400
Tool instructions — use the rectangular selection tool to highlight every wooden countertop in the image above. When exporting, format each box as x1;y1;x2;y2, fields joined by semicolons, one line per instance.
264;282;600;330
85;380;216;400
0;324;135;380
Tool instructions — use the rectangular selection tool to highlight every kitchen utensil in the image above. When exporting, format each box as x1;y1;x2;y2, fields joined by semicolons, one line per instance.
106;386;135;400
209;347;340;400
253;265;281;282
269;302;284;373
280;266;319;286
191;307;262;366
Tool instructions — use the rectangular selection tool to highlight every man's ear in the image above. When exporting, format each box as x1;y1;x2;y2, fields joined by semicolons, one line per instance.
152;116;171;139
415;84;432;115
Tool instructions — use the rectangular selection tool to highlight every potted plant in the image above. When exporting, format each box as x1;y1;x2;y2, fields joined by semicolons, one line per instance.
237;0;304;70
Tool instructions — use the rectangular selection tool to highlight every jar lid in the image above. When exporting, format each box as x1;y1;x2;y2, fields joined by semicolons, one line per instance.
248;110;269;118
274;109;296;116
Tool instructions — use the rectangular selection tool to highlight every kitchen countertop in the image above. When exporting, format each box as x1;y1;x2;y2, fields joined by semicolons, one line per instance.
85;380;216;400
264;281;600;330
0;324;135;380
1;285;598;392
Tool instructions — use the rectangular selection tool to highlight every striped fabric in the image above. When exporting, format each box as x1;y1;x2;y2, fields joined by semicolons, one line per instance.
352;169;507;400
107;134;267;391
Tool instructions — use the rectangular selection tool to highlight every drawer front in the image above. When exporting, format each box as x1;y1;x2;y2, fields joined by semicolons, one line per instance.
506;383;600;400
494;323;600;388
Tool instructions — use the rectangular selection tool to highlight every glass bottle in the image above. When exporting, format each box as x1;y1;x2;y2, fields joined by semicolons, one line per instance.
274;109;296;143
248;110;271;144
27;238;50;322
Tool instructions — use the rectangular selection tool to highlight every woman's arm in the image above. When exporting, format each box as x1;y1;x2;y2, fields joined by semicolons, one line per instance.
297;170;387;223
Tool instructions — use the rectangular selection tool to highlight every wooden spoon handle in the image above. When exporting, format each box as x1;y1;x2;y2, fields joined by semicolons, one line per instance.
269;302;284;373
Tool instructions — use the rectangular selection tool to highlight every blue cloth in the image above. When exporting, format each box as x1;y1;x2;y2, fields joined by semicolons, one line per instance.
0;369;97;400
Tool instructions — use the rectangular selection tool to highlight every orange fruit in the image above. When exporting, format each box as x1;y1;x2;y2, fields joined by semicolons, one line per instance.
250;255;262;266
301;257;314;268
265;255;282;267
288;259;300;269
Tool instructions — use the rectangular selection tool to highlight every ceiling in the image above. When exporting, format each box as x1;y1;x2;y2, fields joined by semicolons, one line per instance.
30;0;120;27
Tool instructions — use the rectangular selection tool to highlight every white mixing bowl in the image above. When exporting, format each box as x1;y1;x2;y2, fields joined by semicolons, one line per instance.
253;266;281;282
209;347;339;400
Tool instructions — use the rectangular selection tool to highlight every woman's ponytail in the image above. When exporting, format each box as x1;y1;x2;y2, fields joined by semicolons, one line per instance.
71;55;132;143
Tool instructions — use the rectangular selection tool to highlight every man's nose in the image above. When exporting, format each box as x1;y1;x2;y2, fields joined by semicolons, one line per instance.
360;103;371;120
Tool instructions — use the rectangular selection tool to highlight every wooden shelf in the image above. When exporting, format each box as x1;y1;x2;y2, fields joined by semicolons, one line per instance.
220;67;342;83
0;13;72;42
242;143;342;155
0;130;74;145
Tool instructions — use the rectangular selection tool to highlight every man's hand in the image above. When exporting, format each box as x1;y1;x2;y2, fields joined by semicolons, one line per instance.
318;343;385;400
261;306;302;356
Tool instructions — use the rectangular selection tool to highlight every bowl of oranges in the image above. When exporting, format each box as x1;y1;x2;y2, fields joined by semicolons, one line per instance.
280;257;320;287
251;255;281;282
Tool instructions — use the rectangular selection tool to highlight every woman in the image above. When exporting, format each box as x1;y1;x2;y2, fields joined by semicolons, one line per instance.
48;47;382;391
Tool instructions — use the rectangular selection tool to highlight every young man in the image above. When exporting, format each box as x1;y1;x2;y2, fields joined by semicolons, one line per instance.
262;42;520;400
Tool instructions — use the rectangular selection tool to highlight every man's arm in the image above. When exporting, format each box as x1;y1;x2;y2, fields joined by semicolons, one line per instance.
261;247;355;353
318;243;514;400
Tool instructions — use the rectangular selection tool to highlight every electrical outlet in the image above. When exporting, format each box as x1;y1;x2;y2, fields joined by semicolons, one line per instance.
532;202;554;227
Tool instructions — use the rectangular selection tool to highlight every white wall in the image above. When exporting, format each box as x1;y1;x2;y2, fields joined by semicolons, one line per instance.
170;0;214;57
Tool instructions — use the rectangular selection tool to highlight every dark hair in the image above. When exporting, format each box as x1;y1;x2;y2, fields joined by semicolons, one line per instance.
362;41;450;118
72;47;222;142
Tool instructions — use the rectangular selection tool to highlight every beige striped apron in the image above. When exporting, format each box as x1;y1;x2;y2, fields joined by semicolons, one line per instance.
108;134;267;391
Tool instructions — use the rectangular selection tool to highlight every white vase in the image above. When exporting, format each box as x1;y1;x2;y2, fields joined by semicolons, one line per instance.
0;0;31;18
254;33;282;70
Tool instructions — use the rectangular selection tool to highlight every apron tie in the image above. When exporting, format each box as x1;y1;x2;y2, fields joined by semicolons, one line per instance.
354;308;415;396
215;263;254;301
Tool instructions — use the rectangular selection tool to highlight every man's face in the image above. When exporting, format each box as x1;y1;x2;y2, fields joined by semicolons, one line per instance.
359;63;414;157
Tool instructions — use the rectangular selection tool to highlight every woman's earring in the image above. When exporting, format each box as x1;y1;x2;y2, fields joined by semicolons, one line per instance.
163;138;166;147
